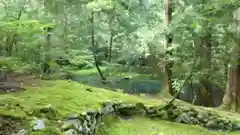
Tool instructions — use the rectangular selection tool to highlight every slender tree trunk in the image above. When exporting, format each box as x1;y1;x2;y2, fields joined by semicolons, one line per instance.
107;12;116;63
91;12;106;83
63;12;69;55
163;0;174;95
41;27;53;75
108;28;114;63
6;10;22;56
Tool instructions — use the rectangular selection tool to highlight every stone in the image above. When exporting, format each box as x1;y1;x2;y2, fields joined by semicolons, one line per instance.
87;110;97;116
79;113;86;121
61;119;81;131
188;110;197;117
161;113;169;120
174;113;192;124
147;107;157;114
64;129;77;135
172;108;182;116
121;76;132;80
99;101;114;115
205;120;220;129
82;120;88;128
32;119;45;131
135;102;145;109
38;104;58;119
116;104;139;116
15;129;27;135
86;115;91;123
166;109;175;119
67;114;79;120
80;125;90;135
56;101;240;134
232;122;240;131
217;122;225;129
95;113;102;127
138;109;146;116
89;117;97;130
196;112;209;124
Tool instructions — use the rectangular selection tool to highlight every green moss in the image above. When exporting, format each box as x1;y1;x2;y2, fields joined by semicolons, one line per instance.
0;80;161;118
97;115;121;135
1;70;240;135
98;116;239;135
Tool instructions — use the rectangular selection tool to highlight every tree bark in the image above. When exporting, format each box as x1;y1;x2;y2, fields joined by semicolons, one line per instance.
163;0;174;96
222;64;240;111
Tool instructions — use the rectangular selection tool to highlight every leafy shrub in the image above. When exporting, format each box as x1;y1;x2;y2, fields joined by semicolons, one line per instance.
0;57;25;72
15;63;41;74
69;57;94;69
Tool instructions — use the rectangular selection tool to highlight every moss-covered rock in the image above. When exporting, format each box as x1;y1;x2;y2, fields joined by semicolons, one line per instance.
205;119;221;129
32;104;59;120
0;115;26;135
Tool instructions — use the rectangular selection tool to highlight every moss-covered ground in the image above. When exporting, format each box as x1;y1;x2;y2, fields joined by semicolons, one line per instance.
99;116;240;135
0;67;240;135
0;80;162;118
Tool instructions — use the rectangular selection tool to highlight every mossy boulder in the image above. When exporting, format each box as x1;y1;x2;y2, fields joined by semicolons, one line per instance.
32;104;59;120
205;119;223;129
0;115;26;135
115;104;139;116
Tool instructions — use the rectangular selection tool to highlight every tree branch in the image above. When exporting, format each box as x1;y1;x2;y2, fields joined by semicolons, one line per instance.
165;56;198;107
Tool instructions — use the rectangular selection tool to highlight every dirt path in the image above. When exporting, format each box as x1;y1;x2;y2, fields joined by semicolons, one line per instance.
0;72;41;93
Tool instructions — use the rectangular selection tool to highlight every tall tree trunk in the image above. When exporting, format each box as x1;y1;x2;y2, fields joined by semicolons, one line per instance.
163;0;174;96
6;9;23;56
63;12;69;55
221;8;240;111
41;27;53;75
222;64;240;111
108;30;114;63
198;29;213;107
108;16;114;63
91;12;106;83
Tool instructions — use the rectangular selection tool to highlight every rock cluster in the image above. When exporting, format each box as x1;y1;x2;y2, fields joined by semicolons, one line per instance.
146;104;240;131
61;101;147;135
12;101;240;135
61;102;240;135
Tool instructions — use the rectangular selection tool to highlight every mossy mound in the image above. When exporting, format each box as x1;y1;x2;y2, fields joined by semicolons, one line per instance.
1;79;240;135
0;80;161;134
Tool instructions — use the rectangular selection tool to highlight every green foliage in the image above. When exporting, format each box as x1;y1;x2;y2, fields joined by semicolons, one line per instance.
1;0;234;83
1;0;240;134
0;57;25;71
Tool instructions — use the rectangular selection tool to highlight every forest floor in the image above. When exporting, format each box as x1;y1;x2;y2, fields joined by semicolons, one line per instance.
0;68;240;135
